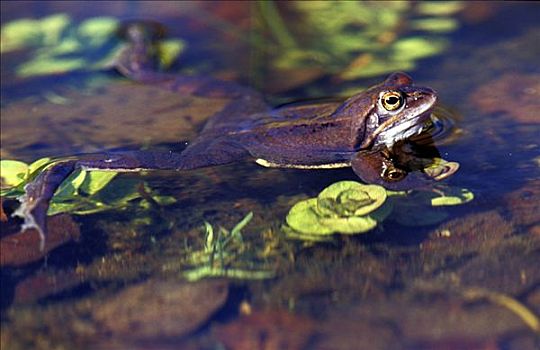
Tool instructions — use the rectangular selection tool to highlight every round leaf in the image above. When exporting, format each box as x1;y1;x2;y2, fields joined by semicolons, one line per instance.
317;181;386;216
286;198;336;235
319;215;378;234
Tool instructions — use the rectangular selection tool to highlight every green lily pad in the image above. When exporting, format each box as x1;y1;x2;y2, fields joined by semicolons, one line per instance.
318;215;378;234
317;181;387;216
286;198;336;235
285;181;388;238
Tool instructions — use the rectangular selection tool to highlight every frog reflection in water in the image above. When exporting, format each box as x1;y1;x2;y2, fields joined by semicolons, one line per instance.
17;22;459;245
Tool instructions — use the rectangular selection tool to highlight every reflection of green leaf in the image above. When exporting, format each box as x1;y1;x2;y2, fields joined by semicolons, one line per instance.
411;18;459;33
417;1;464;16
17;57;87;77
39;14;71;46
77;17;118;46
340;59;415;80
160;39;186;68
391;37;447;61
0;14;70;53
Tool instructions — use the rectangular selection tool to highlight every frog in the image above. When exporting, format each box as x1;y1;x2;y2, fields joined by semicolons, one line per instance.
12;21;459;247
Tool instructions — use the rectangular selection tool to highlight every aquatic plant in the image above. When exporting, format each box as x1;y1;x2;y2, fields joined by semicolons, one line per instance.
285;181;390;241
0;158;175;216
284;180;474;241
258;1;464;82
0;14;184;78
182;212;276;281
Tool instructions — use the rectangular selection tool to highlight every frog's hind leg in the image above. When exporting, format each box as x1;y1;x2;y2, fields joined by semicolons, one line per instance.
14;151;187;250
15;147;247;249
14;160;77;250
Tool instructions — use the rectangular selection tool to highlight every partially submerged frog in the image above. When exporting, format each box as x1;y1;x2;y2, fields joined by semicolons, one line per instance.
15;22;459;246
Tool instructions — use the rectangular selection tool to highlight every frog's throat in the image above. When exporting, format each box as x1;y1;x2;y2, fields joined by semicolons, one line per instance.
255;159;351;169
359;110;431;150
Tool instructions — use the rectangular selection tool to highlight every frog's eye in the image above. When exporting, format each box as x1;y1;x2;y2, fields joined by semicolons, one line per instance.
381;91;404;111
382;166;406;182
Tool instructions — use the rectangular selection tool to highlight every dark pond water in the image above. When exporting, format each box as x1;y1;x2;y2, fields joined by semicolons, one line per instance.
1;1;539;349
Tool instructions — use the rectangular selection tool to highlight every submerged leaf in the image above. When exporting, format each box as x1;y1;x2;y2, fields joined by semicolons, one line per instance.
79;171;118;195
0;160;29;187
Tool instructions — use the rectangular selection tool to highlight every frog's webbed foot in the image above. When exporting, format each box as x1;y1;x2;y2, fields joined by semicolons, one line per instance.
14;160;77;250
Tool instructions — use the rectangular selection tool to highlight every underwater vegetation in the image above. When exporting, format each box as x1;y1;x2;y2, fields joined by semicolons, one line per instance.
1;158;176;216
181;212;277;281
0;14;184;78
285;181;473;241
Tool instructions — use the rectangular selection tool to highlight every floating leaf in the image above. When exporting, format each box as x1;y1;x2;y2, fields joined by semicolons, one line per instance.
287;199;336;235
318;181;387;216
285;181;387;238
431;188;474;206
0;160;29;187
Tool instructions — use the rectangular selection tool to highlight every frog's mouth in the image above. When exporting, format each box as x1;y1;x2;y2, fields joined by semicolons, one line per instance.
373;110;432;148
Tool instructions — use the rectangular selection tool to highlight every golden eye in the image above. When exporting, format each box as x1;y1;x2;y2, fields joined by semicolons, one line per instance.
381;91;404;111
382;166;406;182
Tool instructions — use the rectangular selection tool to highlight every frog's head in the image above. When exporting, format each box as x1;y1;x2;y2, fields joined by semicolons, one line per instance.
338;72;437;150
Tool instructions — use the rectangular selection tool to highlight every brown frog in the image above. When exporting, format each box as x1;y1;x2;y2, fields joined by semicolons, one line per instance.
14;22;459;246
